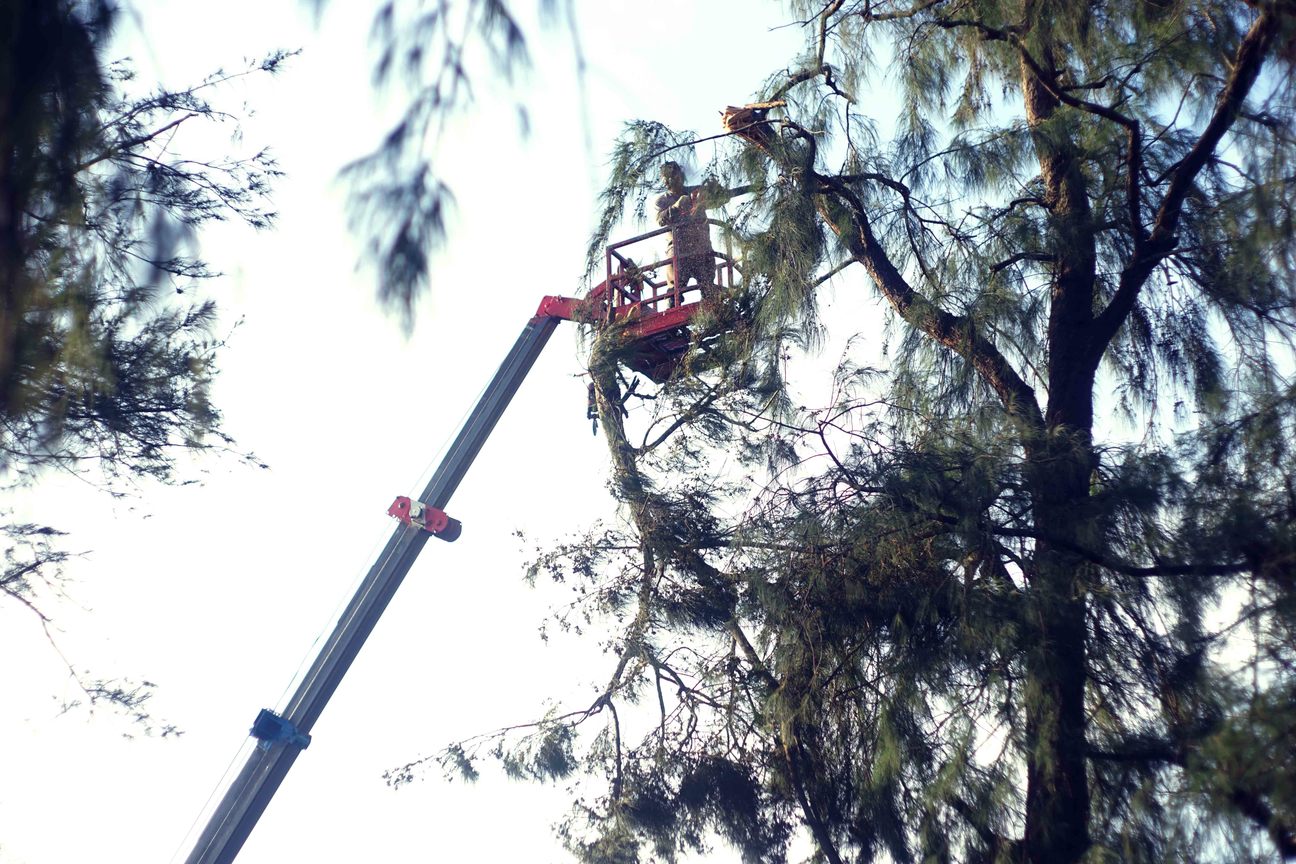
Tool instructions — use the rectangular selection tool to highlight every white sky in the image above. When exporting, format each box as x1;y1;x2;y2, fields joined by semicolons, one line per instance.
0;2;842;863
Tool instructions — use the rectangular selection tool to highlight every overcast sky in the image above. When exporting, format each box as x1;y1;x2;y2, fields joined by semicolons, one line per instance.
0;3;842;863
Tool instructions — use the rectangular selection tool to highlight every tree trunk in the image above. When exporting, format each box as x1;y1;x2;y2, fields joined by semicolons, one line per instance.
1019;26;1096;864
1023;435;1092;864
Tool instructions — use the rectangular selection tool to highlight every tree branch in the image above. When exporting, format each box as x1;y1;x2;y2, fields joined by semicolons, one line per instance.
717;106;1048;427
816;172;1045;429
859;0;952;24
1090;8;1279;357
1232;785;1296;859
990;251;1055;274
1090;739;1296;858
76;113;197;172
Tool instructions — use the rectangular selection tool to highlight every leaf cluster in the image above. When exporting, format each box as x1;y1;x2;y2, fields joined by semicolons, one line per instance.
1;0;281;719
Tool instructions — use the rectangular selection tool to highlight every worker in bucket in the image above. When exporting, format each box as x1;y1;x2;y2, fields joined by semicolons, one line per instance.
655;161;724;303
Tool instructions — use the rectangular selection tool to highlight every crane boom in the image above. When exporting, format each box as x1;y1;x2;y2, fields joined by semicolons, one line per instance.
184;312;562;864
183;224;738;863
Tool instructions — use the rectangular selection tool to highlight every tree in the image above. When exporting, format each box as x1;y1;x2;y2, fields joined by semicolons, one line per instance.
394;2;1296;862
1;0;283;717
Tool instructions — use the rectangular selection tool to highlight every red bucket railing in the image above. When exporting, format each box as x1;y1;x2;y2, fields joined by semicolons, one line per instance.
601;221;739;323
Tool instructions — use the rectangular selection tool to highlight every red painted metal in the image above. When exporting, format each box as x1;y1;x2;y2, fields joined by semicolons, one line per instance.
387;496;462;542
534;295;593;322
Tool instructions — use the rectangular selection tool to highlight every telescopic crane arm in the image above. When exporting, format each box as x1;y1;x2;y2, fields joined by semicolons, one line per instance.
185;222;735;864
184;305;572;864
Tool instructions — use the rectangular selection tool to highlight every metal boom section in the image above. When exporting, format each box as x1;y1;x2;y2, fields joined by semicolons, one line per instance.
184;313;561;864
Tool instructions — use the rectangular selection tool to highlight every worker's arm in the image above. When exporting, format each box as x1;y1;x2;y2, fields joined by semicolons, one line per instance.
655;192;694;225
656;182;754;224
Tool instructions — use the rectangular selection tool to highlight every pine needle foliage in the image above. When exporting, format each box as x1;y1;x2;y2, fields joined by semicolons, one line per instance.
406;2;1296;863
340;0;578;324
0;0;283;720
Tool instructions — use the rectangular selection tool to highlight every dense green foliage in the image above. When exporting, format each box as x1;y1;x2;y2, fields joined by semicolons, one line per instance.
394;2;1296;862
0;0;282;713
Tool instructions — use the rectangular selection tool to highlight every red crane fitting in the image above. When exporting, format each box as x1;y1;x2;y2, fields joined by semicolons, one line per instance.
387;496;462;542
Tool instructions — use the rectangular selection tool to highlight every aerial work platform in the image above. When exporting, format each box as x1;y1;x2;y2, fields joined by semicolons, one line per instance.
185;225;742;864
538;221;741;381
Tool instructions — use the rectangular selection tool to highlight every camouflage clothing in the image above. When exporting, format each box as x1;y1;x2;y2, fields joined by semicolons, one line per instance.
655;187;715;293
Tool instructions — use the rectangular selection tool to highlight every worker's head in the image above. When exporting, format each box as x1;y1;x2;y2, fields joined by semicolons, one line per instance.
660;161;685;193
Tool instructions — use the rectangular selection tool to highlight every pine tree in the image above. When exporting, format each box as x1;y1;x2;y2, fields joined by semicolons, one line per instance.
0;0;283;714
398;2;1295;862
